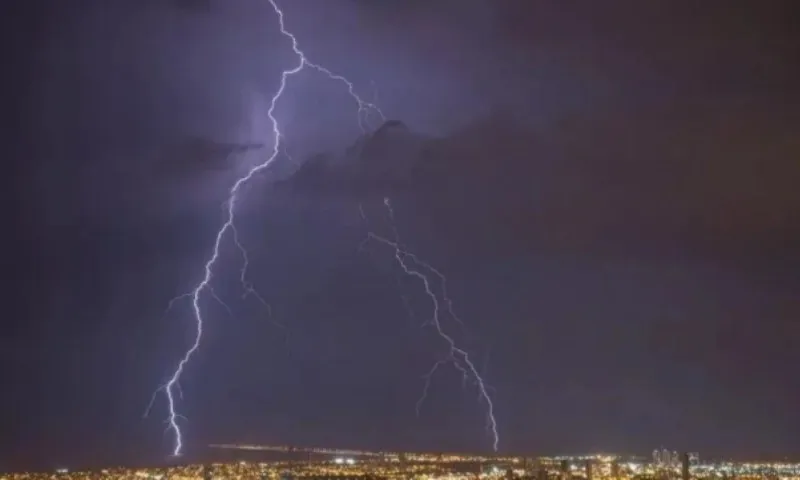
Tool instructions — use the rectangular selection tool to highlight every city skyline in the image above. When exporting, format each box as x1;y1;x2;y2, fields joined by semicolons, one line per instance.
4;444;800;477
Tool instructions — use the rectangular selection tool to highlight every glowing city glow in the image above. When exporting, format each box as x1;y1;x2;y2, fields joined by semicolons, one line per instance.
15;446;799;480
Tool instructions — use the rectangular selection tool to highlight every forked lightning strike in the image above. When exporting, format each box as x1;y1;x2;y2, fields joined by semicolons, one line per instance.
360;199;499;451
154;0;382;457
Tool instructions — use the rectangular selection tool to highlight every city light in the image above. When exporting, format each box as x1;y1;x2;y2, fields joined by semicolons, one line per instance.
4;446;800;480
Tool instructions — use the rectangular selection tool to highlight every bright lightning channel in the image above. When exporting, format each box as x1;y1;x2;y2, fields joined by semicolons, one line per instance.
360;198;500;451
154;0;383;457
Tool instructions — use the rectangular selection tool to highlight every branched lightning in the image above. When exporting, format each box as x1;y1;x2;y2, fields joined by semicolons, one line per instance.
360;198;499;451
153;0;383;457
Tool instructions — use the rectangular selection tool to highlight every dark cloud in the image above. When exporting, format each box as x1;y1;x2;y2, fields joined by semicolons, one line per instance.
287;96;799;272
426;98;800;268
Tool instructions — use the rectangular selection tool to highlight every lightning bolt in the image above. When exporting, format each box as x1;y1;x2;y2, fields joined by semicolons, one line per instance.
360;198;499;451
153;0;383;457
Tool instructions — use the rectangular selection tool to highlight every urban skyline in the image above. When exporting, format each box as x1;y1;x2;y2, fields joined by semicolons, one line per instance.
4;444;800;478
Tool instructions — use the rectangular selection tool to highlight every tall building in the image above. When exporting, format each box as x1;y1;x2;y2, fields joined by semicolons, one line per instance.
681;453;690;480
537;466;548;480
663;449;673;467
561;460;570;480
653;447;676;468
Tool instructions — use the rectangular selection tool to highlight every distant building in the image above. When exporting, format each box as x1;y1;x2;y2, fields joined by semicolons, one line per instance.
560;460;570;480
653;448;677;468
537;467;548;480
681;453;690;480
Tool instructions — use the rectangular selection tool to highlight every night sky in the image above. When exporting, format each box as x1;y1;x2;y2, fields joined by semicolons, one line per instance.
5;0;800;471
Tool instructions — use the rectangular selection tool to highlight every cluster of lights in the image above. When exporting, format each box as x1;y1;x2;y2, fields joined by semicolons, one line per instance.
0;459;516;480
6;452;800;480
